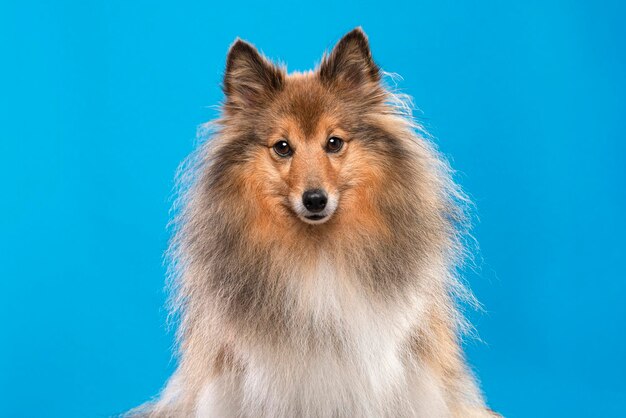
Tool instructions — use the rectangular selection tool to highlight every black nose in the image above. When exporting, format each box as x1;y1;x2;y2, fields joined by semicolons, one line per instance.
302;189;328;213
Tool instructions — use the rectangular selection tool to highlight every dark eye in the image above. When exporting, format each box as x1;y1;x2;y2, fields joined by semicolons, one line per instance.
326;136;344;153
273;140;292;157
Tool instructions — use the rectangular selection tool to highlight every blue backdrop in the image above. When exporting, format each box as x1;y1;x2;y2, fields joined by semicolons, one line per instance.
1;1;625;416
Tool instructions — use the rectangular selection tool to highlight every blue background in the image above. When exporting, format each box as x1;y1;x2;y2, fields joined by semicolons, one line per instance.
1;1;625;416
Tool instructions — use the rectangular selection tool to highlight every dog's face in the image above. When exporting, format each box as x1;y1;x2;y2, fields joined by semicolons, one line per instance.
216;29;405;234
263;104;345;225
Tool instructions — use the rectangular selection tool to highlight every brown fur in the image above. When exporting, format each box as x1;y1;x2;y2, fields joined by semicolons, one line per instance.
129;28;499;417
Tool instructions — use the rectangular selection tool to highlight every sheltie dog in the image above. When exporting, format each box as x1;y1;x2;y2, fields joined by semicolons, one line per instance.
131;28;498;417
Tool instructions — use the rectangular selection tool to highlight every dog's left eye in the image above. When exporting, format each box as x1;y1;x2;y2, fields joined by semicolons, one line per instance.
326;137;344;153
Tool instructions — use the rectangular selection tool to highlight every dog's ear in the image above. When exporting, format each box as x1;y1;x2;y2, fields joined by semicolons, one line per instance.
223;39;284;110
319;28;380;88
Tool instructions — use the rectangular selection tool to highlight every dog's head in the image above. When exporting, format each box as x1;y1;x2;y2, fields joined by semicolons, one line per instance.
211;28;424;243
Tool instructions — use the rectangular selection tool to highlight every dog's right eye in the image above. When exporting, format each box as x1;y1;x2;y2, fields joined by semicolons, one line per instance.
273;140;293;157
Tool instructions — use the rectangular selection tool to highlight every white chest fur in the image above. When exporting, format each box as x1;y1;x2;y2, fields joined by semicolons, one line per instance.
195;258;450;417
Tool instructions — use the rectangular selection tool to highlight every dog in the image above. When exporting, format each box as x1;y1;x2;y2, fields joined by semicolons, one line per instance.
130;28;499;417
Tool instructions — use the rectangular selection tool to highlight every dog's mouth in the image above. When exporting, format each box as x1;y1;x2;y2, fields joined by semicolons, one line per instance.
299;210;333;225
305;214;326;221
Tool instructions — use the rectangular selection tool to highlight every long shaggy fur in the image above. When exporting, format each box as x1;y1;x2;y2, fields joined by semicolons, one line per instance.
130;28;498;418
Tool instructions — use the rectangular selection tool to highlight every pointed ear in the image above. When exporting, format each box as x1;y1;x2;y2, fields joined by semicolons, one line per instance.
319;28;380;87
223;39;284;109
